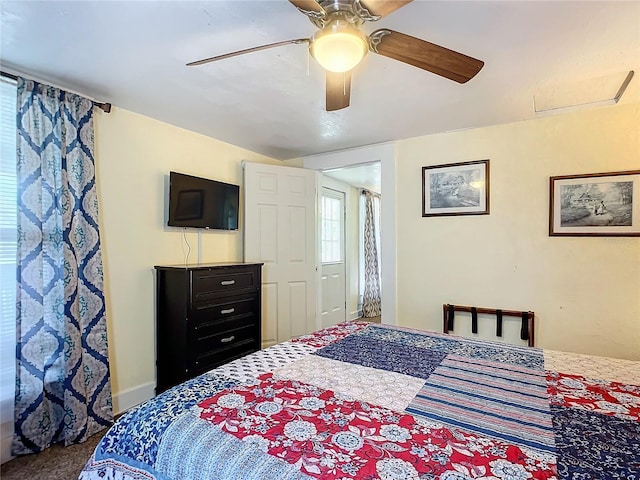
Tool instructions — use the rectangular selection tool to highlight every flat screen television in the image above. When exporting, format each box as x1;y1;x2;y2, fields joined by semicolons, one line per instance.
168;171;239;230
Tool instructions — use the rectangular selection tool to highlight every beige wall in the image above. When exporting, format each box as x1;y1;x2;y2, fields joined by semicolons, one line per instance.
93;107;279;410
396;102;640;361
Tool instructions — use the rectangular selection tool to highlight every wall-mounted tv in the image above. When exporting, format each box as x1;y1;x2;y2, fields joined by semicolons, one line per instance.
168;171;239;230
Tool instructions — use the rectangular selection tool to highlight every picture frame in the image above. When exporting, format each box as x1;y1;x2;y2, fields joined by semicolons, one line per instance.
549;170;640;237
422;159;490;217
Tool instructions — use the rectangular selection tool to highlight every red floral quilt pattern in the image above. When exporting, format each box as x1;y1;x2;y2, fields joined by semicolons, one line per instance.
197;374;557;479
291;321;371;348
547;371;640;422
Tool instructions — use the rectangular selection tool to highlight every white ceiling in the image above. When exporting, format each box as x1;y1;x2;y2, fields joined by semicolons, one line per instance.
1;1;639;161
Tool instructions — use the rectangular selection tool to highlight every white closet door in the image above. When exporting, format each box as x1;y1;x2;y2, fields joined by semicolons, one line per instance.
244;162;317;348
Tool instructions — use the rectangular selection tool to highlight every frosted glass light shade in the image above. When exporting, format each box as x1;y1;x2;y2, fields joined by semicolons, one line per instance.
310;23;368;73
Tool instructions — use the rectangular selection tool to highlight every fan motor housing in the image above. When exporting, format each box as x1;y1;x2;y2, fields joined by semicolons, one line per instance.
306;0;381;28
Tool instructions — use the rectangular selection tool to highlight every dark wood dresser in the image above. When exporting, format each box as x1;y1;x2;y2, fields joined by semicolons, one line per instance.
154;262;263;393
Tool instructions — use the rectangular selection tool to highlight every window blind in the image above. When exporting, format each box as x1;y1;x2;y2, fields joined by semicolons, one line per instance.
0;76;17;462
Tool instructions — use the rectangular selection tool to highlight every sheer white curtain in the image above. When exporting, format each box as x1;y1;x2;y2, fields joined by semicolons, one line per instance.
359;190;381;317
0;76;17;463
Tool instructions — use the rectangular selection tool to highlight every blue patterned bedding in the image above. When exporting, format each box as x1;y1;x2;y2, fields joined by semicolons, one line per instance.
79;322;640;480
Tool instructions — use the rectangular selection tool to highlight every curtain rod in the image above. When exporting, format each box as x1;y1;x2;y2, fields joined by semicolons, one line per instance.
361;188;381;197
1;70;111;113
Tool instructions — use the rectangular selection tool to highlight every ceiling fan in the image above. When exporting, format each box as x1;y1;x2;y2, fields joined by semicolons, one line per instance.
187;0;484;111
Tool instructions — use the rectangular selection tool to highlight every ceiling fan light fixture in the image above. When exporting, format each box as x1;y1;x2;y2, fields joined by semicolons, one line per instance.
310;21;368;73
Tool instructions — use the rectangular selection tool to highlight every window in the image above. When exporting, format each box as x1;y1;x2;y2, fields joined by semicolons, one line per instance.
0;76;17;462
321;192;343;263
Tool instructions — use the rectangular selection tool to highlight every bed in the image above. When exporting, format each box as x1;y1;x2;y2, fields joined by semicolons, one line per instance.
80;321;640;480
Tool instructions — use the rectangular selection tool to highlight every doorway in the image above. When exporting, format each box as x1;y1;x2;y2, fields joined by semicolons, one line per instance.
322;161;382;322
305;144;394;323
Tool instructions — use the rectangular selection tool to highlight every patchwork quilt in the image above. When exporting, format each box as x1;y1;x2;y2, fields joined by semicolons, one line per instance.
80;322;640;480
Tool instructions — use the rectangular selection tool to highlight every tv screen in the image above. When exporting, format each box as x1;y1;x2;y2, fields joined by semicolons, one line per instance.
168;171;239;230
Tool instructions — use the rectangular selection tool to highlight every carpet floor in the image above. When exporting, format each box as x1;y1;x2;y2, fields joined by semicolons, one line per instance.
1;429;107;480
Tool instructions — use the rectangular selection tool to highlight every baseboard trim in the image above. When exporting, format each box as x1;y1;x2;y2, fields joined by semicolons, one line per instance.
349;310;361;321
112;381;156;415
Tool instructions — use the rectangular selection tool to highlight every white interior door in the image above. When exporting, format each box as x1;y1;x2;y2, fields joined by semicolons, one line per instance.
244;162;317;348
320;188;346;327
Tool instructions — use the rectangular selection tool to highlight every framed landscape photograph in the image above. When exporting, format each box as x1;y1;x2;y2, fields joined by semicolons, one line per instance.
549;170;640;237
422;159;489;217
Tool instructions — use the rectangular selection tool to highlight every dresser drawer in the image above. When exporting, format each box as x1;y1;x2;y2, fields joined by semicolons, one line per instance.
191;342;258;374
195;323;256;353
192;267;258;300
191;324;258;372
192;294;256;321
193;314;256;339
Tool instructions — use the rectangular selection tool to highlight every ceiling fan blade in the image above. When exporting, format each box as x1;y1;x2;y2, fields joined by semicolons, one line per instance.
357;0;413;19
187;38;309;67
289;0;326;18
369;29;484;83
326;71;351;111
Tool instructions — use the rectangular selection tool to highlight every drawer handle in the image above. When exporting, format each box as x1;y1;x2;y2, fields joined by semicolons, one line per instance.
220;335;235;343
221;308;235;315
220;280;235;286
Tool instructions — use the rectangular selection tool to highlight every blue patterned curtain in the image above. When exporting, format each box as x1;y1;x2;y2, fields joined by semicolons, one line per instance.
13;78;113;455
362;191;381;318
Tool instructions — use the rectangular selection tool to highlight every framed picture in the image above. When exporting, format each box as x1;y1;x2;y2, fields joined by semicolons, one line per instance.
422;159;489;217
549;170;640;237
